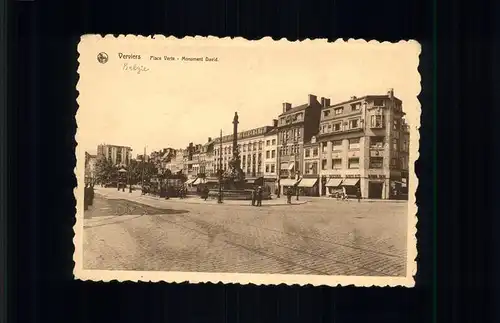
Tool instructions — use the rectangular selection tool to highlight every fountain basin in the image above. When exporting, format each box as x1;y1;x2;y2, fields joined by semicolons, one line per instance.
208;189;271;200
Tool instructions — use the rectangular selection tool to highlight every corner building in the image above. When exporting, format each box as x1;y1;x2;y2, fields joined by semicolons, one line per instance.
317;89;410;199
276;94;324;194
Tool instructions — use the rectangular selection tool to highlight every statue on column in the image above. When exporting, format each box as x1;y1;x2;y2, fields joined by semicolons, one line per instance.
222;112;245;186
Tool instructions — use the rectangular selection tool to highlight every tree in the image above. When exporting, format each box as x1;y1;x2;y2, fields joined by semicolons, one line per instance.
94;157;115;184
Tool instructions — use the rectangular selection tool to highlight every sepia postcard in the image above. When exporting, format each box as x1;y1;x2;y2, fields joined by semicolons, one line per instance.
74;35;420;287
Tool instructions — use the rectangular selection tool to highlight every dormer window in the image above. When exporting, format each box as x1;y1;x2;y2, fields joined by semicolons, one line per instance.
334;107;344;115
351;103;361;111
373;99;384;107
323;110;331;117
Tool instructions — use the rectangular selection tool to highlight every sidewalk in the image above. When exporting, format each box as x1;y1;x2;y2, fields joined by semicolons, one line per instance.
94;187;309;206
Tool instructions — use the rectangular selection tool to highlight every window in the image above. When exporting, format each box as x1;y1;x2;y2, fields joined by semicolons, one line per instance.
322;159;327;170
305;149;310;157
327;124;332;132
370;115;384;128
333;122;342;132
349;138;360;149
333;140;342;151
296;113;303;121
348;158;359;169
266;140;270;146
259;142;263;150
323;110;331;117
393;119;399;130
312;148;318;157
373;99;384;106
266;165;270;172
271;150;276;158
272;139;276;145
391;158;398;168
392;138;399;150
333;158;342;169
253;143;257;150
334;107;344;115
271;165;275;173
351;103;361;111
349;119;359;129
242;155;246;163
266;151;270;159
370;157;383;168
370;136;385;148
322;143;327;153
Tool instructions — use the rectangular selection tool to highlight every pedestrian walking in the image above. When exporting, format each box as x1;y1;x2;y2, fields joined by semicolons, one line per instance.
257;186;263;206
356;187;361;202
251;187;256;206
296;186;300;201
203;186;209;201
342;186;349;201
286;187;292;204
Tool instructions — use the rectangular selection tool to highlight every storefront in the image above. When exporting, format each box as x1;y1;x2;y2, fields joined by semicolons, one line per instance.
325;177;343;197
263;178;277;195
280;178;299;194
297;177;319;196
342;177;360;197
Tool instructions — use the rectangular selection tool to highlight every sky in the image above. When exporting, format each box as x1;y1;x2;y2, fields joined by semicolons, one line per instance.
77;37;421;157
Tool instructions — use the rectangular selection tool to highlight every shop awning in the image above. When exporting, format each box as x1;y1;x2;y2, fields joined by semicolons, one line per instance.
246;177;264;184
288;163;295;170
342;178;360;186
297;178;318;188
205;178;219;184
280;163;289;170
192;178;203;185
325;178;343;187
280;179;298;186
184;178;196;185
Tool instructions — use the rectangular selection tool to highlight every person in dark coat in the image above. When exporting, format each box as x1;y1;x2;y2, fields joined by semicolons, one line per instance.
203;186;209;201
356;187;361;202
286;187;293;204
257;186;263;206
251;188;256;206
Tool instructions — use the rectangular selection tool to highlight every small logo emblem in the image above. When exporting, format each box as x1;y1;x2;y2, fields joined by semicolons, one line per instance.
97;52;109;64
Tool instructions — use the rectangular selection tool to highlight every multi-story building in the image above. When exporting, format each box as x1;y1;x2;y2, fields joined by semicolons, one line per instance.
213;124;276;184
182;143;196;178
276;94;324;193
317;88;410;199
165;149;184;174
297;136;321;196
84;152;97;184
263;125;278;192
97;144;132;166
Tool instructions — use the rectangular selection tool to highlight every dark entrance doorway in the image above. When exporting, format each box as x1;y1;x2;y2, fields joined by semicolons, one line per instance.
368;181;384;199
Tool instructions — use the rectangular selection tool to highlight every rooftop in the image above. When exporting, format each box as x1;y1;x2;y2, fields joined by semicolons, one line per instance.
278;103;308;117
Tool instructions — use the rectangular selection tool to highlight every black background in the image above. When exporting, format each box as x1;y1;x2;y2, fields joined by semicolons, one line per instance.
4;0;495;321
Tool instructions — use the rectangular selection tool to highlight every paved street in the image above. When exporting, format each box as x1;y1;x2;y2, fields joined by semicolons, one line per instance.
83;188;408;276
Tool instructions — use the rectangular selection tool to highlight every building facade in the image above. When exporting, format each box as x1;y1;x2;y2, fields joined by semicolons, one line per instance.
97;144;132;166
165;149;184;174
213;125;276;179
84;152;97;184
316;89;410;199
262;126;278;193
276;94;324;193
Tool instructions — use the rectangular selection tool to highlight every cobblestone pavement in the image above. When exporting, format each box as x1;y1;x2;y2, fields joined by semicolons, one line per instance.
83;190;408;276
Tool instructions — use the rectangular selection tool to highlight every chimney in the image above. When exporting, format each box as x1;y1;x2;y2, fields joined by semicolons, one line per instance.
350;96;357;100
208;137;212;142
387;88;394;99
282;102;292;113
324;98;331;107
272;119;278;127
308;94;317;105
320;97;325;106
